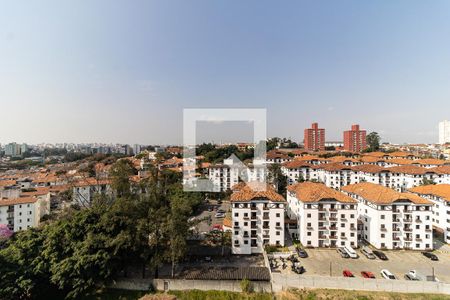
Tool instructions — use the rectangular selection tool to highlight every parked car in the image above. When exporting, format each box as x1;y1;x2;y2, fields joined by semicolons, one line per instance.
344;246;359;259
422;251;438;261
361;271;375;279
381;269;396;280
405;270;422;281
214;212;225;218
217;209;225;214
296;247;308;258
373;250;388;260
361;246;376;259
207;206;213;212
337;247;350;258
343;270;354;277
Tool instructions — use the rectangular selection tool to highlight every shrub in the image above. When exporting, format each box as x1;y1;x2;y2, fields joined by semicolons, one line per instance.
240;278;253;293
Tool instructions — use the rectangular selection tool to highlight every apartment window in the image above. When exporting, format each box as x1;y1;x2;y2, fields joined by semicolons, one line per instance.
27;204;30;207
234;213;238;217
381;243;385;248
234;222;239;226
19;212;22;216
27;218;30;222
381;234;385;238
350;233;355;237
341;223;345;228
415;243;420;248
340;214;344;219
276;213;280;217
244;222;248;226
350;214;355;218
307;213;311;218
381;215;385;219
244;213;248;217
416;225;420;229
234;231;238;235
307;232;311;236
244;240;248;245
276;222;280;227
307;241;312;245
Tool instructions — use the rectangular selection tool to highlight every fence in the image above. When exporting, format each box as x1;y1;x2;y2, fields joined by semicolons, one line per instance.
272;273;450;294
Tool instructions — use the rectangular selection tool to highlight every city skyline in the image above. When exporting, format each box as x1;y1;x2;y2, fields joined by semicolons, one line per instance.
2;1;450;144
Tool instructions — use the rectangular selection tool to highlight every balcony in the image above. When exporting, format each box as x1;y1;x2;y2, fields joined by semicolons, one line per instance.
393;218;401;223
393;237;400;241
251;206;257;210
319;235;327;239
415;218;422;223
329;235;338;240
262;225;269;229
251;225;257;229
393;227;400;232
425;228;432;232
243;234;249;238
318;217;326;221
233;225;240;229
318;226;327;230
403;219;412;223
380;227;387;232
329;217;338;221
251;234;257;238
307;226;314;230
404;227;413;232
329;208;338;212
404;237;412;241
263;215;269;220
262;234;269;238
263;206;269;211
329;226;337;231
318;207;326;211
350;226;357;231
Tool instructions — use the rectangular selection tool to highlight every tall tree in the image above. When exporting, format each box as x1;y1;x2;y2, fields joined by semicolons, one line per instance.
366;132;381;152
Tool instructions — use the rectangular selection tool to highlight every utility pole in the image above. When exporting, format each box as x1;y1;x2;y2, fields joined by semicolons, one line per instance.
329;261;332;277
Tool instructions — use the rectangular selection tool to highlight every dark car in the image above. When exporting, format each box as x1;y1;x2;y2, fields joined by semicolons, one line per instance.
373;250;388;260
404;274;419;281
296;247;308;258
291;264;306;274
422;251;438;261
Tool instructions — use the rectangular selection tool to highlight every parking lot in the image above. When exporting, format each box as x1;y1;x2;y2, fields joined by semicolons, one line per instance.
193;199;231;234
289;247;450;282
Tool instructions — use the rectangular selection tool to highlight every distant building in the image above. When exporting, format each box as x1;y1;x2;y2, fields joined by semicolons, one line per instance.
439;120;450;144
343;124;367;152
304;123;325;151
133;144;142;155
4;142;27;157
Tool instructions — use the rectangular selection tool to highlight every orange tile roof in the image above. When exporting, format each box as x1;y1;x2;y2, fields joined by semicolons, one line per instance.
362;152;389;158
0;196;38;206
287;182;356;203
389;151;415;158
0;180;17;187
223;217;232;228
342;182;431;205
409;184;450;202
231;182;285;202
319;163;352;172
352;164;388;173
429;166;450;175
386;165;432;175
282;160;313;169
328;156;360;163
413;159;447;166
387;158;414;165
360;156;386;163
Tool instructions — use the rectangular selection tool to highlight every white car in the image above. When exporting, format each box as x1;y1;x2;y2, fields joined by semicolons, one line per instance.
405;270;422;281
361;246;376;259
381;269;396;280
215;212;225;218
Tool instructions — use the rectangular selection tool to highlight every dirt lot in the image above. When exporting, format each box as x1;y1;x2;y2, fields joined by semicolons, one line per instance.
292;247;450;282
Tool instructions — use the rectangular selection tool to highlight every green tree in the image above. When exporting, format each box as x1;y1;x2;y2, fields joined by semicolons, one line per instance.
109;159;136;197
366;132;381;152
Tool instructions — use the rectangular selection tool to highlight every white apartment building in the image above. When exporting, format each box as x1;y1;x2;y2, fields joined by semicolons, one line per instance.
72;178;112;207
208;164;240;192
231;182;285;254
281;161;318;185
0;193;50;232
316;163;359;190
439;120;450;145
410;184;450;244
342;183;433;250
286;182;358;248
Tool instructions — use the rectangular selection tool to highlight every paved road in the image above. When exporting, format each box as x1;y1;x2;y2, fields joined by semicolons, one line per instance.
193;199;231;234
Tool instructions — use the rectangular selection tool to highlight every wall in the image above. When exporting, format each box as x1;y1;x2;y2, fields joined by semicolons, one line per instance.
109;279;272;293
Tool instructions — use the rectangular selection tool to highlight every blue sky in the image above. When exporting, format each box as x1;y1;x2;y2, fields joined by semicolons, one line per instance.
1;0;450;145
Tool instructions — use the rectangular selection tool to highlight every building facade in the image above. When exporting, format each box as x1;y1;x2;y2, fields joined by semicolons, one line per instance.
410;184;450;244
343;124;367;153
342;182;433;250
304;123;325;151
439;120;450;145
231;182;286;254
286;182;358;248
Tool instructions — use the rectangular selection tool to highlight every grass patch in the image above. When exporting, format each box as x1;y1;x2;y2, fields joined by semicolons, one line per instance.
83;289;148;300
169;290;272;300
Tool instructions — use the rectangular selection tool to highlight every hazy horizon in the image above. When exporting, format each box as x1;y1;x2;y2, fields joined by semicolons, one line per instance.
2;1;450;145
